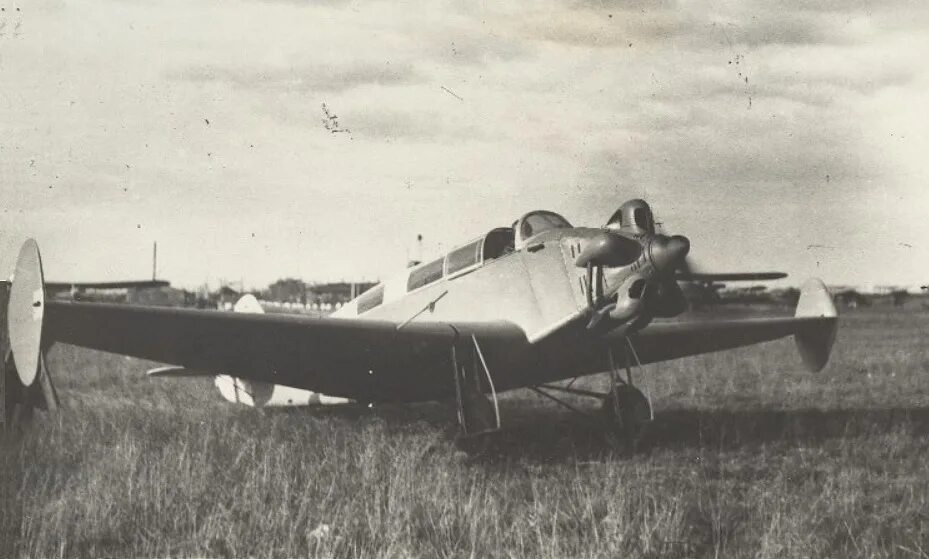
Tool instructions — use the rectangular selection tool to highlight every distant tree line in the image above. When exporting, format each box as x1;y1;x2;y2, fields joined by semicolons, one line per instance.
262;278;378;307
52;277;378;310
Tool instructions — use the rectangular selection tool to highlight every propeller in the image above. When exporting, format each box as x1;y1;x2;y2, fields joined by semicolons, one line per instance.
580;197;785;338
651;205;787;283
576;228;691;332
639;235;690;320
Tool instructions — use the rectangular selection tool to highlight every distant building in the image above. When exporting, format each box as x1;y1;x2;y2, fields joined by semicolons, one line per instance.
216;285;240;310
834;290;869;308
266;278;306;303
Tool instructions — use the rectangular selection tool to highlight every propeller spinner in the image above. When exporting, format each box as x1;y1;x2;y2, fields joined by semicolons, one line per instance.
647;234;690;273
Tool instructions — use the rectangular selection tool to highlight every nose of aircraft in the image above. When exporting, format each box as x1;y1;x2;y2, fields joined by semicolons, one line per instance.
649;234;690;272
575;231;643;268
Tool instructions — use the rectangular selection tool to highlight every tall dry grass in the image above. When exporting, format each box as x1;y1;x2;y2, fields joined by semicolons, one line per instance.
2;307;928;557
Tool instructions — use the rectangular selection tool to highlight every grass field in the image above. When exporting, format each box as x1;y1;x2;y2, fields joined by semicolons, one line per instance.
2;306;928;557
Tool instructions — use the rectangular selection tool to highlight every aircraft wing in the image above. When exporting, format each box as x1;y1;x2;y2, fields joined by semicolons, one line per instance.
42;300;526;402
1;240;518;405
604;278;837;372
614;315;835;373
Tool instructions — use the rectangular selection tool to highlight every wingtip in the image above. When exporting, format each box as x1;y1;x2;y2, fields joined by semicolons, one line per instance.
794;278;838;372
7;238;46;387
795;278;837;318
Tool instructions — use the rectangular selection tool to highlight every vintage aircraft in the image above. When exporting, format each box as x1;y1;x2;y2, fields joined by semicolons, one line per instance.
3;199;838;438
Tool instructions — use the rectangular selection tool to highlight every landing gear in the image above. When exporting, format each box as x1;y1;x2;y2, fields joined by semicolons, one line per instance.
603;342;652;445
530;340;653;447
601;384;651;444
1;347;59;432
451;334;501;438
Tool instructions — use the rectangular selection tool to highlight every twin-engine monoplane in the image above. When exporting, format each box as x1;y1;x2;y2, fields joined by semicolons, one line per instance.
2;199;837;439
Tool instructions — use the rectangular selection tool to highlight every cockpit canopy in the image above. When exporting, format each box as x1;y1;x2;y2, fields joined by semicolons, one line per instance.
404;227;516;294
514;210;573;248
400;212;571;298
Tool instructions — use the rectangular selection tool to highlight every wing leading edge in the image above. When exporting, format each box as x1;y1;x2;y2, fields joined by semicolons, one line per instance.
610;278;838;373
42;281;836;402
615;315;834;371
43;300;528;402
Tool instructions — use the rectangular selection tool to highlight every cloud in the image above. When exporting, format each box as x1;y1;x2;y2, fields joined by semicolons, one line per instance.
4;0;927;286
588;97;880;187
425;32;530;67
348;109;487;142
172;61;420;93
515;0;925;51
640;47;915;111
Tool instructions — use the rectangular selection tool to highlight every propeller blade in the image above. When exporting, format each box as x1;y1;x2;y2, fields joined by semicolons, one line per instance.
642;205;781;283
575;232;642;268
675;271;787;282
678;254;694;277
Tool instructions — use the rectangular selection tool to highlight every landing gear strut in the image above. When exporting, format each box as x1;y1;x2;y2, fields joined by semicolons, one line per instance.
602;341;652;443
1;349;58;431
532;339;653;446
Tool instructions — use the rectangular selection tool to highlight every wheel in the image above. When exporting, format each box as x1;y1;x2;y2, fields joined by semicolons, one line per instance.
601;384;651;445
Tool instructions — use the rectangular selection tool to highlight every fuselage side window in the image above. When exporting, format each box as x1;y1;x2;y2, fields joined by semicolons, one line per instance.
356;285;384;314
483;228;515;260
445;240;482;276
407;258;444;291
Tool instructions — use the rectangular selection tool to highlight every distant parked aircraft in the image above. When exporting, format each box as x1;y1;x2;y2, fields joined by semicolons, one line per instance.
2;278;169;294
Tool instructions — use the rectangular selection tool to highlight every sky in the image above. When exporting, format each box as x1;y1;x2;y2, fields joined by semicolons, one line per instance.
1;0;927;290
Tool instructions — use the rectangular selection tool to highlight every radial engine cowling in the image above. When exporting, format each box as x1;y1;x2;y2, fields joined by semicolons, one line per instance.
606;199;656;236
